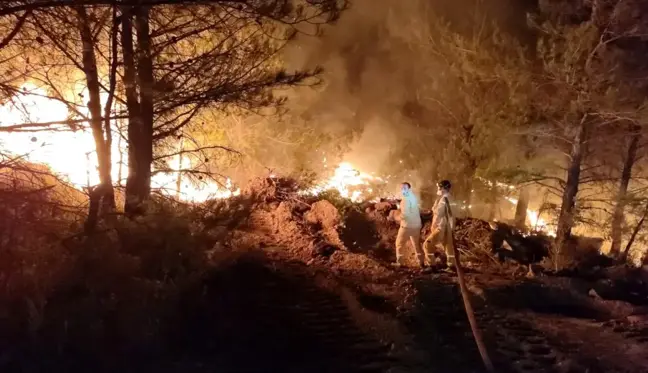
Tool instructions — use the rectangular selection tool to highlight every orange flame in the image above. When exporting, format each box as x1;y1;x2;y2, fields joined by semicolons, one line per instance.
0;83;239;202
303;161;385;202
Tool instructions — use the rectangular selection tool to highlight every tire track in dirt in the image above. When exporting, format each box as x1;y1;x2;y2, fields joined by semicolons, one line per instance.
174;257;410;373
408;274;606;373
408;272;648;373
477;310;563;373
256;265;404;372
404;276;486;372
603;319;648;345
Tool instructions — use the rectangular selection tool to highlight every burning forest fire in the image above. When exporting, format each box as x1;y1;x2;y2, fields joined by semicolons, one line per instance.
505;196;556;237
5;3;648;373
0;83;240;202
0;84;555;237
0;84;386;205
302;161;387;202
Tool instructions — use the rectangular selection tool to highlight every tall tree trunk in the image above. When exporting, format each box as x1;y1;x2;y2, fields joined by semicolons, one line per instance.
464;178;474;218
514;187;529;230
76;6;114;232
464;161;477;217
554;115;589;269
101;5;119;217
135;6;154;197
610;125;640;256
121;6;143;214
175;135;184;198
621;201;648;261
487;188;498;221
117;119;124;185
124;5;154;213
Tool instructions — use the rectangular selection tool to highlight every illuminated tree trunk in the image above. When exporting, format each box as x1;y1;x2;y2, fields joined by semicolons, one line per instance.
102;4;119;219
610;125;640;257
487;191;498;221
76;6;115;231
464;161;477;217
117;120;124;185
123;5;154;214
621;201;648;261
121;6;144;214
135;5;155;197
554;115;589;268
176;136;184;198
514;187;529;229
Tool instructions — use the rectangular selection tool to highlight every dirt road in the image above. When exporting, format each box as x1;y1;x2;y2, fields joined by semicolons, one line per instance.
158;253;648;373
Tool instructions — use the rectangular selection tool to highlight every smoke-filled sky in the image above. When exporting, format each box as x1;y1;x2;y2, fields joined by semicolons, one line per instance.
282;0;538;186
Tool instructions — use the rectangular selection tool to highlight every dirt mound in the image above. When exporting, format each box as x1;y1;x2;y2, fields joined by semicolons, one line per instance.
242;177;303;202
341;200;500;266
304;200;345;250
340;207;396;262
225;177;347;261
305;200;340;227
223;184;507;268
229;199;315;260
220;178;552;271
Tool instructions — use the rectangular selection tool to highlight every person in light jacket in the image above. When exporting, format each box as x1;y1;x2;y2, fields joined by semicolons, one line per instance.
424;180;456;268
394;182;426;267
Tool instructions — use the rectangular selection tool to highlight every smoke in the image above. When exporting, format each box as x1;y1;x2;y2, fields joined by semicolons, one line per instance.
342;118;395;171
282;0;425;178
280;0;537;184
210;0;539;198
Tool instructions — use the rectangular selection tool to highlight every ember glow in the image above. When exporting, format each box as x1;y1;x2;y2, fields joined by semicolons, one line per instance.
505;196;556;237
477;176;556;236
0;83;239;202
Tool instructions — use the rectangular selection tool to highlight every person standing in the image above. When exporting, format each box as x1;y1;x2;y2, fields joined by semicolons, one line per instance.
394;182;425;267
424;180;456;268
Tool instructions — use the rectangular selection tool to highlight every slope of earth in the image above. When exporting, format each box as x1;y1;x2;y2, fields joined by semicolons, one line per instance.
7;248;646;373
134;249;648;373
184;177;648;373
8;177;646;373
407;271;648;373
122;250;431;373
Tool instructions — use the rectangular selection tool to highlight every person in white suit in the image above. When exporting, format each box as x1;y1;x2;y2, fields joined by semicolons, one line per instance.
394;182;425;267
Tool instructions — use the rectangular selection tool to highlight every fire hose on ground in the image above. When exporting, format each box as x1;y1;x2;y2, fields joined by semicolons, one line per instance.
446;222;495;372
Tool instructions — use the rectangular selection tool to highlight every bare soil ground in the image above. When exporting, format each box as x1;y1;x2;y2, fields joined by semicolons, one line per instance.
190;178;648;372
162;249;648;373
3;177;647;373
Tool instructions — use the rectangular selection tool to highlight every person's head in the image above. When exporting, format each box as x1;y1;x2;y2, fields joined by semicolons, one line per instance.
437;179;451;195
400;182;412;197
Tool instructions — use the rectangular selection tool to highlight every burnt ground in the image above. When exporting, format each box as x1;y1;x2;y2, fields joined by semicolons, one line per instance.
3;247;648;373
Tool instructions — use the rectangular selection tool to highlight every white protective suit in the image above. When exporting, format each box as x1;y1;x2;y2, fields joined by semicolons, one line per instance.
395;192;426;266
399;193;422;229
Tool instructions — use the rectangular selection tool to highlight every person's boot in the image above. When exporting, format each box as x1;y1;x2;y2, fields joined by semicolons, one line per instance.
419;256;435;272
417;260;431;273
